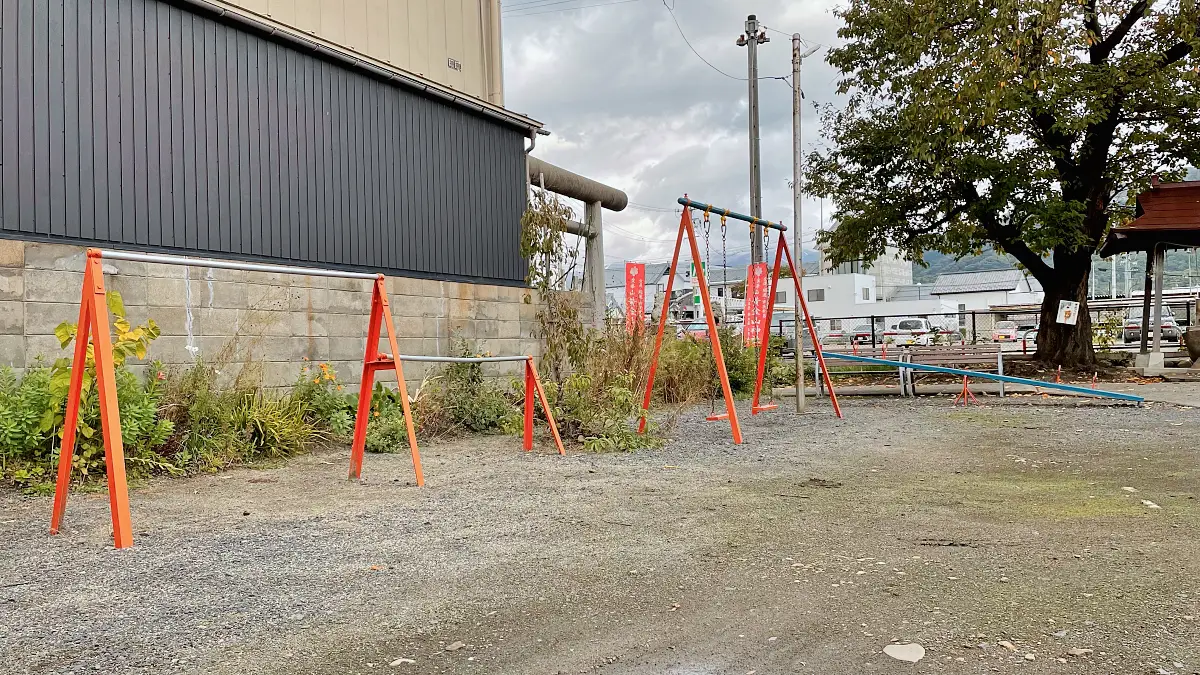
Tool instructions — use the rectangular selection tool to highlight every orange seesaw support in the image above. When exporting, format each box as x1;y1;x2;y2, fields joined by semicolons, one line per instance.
750;231;843;419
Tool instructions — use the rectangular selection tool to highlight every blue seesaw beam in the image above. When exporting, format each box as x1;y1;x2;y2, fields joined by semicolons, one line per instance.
821;352;1144;404
677;198;788;232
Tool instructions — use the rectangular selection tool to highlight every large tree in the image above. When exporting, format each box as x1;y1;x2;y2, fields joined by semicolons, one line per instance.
808;0;1200;365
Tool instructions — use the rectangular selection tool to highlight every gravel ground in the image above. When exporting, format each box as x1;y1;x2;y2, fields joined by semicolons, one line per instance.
1;394;1198;675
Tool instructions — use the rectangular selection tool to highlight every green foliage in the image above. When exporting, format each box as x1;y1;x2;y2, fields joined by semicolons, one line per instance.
1094;312;1125;351
809;0;1200;364
292;361;356;440
655;336;712;404
365;408;409;454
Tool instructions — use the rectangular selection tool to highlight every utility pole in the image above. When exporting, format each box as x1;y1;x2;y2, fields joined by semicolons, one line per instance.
738;15;768;263
792;35;819;413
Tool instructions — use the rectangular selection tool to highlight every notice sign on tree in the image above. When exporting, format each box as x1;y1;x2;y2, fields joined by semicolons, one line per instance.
625;263;645;333
743;263;770;346
1057;300;1080;326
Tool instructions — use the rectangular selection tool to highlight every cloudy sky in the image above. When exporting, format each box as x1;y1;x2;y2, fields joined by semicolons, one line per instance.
501;0;846;267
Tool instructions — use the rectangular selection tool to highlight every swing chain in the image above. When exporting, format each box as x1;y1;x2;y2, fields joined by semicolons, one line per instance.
701;207;712;297
720;211;728;324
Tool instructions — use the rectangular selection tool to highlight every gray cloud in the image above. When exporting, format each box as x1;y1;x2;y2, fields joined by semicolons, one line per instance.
503;0;845;265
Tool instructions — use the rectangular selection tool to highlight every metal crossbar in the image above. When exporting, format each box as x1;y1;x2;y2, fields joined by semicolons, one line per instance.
822;352;1144;404
676;198;788;232
395;355;530;364
96;249;379;280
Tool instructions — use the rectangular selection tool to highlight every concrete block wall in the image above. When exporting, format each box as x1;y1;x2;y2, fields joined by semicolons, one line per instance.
0;240;560;387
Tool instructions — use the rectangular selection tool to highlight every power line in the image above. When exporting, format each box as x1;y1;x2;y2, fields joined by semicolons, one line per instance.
504;0;642;18
660;2;794;82
627;202;679;213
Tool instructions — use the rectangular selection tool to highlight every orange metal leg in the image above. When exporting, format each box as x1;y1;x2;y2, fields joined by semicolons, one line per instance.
682;215;742;444
49;260;96;536
348;277;423;486
377;278;424;487
953;375;980;406
782;240;843;419
523;360;536;451
638;210;688;434
527;357;566;455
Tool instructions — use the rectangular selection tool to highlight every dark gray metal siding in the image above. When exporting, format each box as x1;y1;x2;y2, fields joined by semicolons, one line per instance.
0;0;529;285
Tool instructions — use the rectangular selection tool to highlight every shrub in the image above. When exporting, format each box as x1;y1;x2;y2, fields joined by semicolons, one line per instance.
365;407;409;454
292;361;356;440
655;335;713;405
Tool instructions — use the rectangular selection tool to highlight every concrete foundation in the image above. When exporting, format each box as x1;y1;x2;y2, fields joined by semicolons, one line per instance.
0;240;559;387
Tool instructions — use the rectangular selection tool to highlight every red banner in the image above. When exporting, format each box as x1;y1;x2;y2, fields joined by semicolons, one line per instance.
743;263;770;346
625;263;645;333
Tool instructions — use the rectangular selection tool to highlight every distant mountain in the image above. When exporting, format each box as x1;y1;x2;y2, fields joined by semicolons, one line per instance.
911;249;1015;284
912;247;1200;292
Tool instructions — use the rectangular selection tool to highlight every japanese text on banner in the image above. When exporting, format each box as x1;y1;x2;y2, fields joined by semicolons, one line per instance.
625;263;646;333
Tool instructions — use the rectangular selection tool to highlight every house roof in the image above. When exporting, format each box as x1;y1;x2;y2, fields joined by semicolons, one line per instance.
1099;179;1200;257
931;269;1025;295
604;262;676;289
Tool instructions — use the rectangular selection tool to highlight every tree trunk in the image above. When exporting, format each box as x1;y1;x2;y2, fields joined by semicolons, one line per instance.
1035;256;1095;367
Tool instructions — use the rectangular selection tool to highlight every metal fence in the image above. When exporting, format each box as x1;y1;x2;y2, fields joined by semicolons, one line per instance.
679;302;1196;353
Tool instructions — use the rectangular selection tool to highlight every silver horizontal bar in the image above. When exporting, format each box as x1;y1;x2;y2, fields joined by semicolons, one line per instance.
396;355;530;363
96;250;379;280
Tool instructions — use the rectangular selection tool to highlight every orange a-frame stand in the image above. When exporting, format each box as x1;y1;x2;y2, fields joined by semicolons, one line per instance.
50;250;134;548
348;276;426;485
638;204;743;444
750;231;844;419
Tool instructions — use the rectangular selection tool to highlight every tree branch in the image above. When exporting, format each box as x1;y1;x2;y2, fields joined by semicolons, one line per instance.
1157;14;1199;67
1083;0;1103;60
1091;0;1149;63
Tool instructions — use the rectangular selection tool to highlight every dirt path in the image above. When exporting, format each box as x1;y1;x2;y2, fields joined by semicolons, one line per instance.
2;397;1198;674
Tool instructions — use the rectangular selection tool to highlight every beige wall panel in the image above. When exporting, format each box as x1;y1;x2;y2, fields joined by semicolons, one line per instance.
406;0;431;79
387;0;411;72
442;0;466;92
460;0;486;100
292;0;321;34
318;0;347;46
365;0;391;63
342;0;369;51
218;0;497;102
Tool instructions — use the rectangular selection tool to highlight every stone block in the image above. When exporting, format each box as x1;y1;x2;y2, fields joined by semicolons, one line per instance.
23;242;86;270
324;313;368;338
476;320;500;339
328;335;368;361
497;302;520;323
445;316;472;340
326;289;370;314
477;301;501;321
323;276;367;292
106;273;149;308
23;303;77;336
187;307;243;337
0;301;24;334
245;283;291;312
132;306;190;337
235;307;288;337
497;285;525;304
392;316;427;340
499;319;522;339
0;239;24;268
0;335;25;369
519;300;539;322
25;334;65;365
289;311;330;338
24;269;84;303
474;284;500;302
392;294;444;318
0;269;23;301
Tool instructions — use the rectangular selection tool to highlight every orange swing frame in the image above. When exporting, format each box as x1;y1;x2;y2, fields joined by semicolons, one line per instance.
639;205;744;443
749;230;843;419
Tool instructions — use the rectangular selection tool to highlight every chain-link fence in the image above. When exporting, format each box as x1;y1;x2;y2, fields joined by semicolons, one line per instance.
675;300;1196;354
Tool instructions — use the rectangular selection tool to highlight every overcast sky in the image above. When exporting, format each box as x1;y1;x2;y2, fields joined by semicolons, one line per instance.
501;0;845;266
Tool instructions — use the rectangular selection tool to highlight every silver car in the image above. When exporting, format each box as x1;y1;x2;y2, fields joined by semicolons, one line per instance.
1124;307;1181;343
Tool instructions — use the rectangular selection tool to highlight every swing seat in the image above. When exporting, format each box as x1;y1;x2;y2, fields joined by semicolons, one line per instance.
705;413;730;422
751;403;778;413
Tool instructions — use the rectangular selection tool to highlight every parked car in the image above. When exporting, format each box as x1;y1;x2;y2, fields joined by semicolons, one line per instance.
1124;307;1181;343
1019;325;1039;345
847;322;876;344
822;326;849;344
991;320;1020;342
881;318;934;346
676;322;710;340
